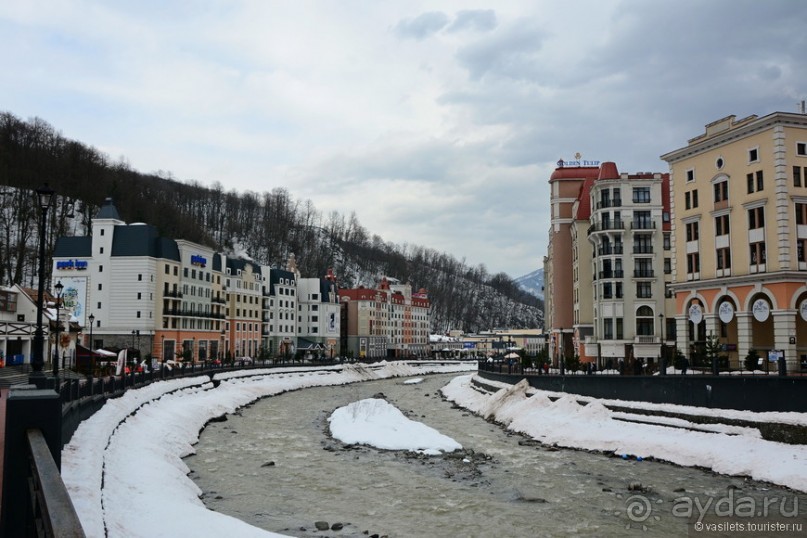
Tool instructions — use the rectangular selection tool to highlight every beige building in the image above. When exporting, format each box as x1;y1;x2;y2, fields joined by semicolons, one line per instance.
661;112;807;371
580;163;674;369
546;160;674;370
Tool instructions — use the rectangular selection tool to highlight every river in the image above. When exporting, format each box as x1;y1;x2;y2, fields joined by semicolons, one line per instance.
186;373;806;537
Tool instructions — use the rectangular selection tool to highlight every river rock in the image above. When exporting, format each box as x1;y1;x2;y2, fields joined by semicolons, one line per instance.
315;521;330;531
331;522;344;530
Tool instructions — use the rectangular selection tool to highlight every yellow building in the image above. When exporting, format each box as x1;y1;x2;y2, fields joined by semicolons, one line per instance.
661;112;807;371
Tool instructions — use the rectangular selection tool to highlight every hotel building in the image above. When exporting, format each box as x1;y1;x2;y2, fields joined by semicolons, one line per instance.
661;112;807;370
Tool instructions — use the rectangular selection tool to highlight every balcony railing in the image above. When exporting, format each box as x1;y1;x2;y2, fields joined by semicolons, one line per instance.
588;220;625;235
631;221;656;230
633;269;655;278
633;245;654;254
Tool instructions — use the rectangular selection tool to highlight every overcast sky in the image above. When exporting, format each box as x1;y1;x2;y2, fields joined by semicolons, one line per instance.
2;1;806;278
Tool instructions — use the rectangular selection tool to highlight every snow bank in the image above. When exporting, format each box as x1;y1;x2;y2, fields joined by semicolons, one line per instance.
441;374;807;492
328;398;461;454
62;361;475;538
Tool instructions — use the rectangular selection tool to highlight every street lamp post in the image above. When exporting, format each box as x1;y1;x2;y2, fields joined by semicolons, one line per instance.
88;313;95;376
52;280;64;386
30;184;55;385
658;313;666;375
131;330;136;385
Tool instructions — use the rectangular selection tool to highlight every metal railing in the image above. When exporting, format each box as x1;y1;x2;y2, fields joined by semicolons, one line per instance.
26;429;86;537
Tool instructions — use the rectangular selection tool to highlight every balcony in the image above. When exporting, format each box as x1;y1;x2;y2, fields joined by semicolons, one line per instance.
634;335;660;344
596;198;622;209
597;244;624;256
164;290;183;298
587;220;625;235
633;245;654;254
631;221;656;230
633;269;655;278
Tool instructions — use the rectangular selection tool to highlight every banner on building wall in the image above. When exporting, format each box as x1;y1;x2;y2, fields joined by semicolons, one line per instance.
59;277;88;323
688;304;703;325
752;299;770;322
327;312;337;333
718;302;734;324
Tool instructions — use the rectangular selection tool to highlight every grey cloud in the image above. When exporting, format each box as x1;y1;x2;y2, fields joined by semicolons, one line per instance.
455;19;546;81
394;12;449;40
447;10;497;33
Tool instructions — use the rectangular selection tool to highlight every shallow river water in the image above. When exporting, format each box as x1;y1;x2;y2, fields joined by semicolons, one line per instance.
186;374;806;537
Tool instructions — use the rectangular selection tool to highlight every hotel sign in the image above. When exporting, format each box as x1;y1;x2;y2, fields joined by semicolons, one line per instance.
752;299;770;322
56;259;88;270
191;255;207;267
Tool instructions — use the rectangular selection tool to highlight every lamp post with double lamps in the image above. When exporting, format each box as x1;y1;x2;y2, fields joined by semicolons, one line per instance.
30;184;55;386
52;280;64;387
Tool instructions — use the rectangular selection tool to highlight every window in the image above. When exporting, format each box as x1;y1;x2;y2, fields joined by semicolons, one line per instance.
715;214;730;235
685;191;691;209
748;206;765;229
634;259;653;277
99;247;104;254
633;187;650;203
795;166;802;188
798;239;807;262
686;222;699;242
636;282;652;299
687;253;700;274
136;311;141;318
165;264;170;274
98;283;102;291
797;142;806;156
137;292;142;300
664;258;672;274
748;147;759;162
0;291;17;313
615;282;623;298
98;265;103;273
634;234;652;254
100;229;105;236
713;181;728;203
686;169;695;182
716;247;731;269
603;319;613;340
633;211;652;229
750;242;766;265
602;282;612;299
663;233;671;250
97;302;102;309
636;306;654;335
138;274;143;281
796;203;807;225
748;171;764;193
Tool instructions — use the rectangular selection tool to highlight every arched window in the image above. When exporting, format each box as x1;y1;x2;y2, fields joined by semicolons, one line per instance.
636;306;654;336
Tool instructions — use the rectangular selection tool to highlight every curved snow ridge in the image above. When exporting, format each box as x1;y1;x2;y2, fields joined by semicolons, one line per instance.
328;398;462;455
62;362;474;538
441;374;807;493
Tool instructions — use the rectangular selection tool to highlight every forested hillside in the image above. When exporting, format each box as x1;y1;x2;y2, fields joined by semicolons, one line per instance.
0;112;543;332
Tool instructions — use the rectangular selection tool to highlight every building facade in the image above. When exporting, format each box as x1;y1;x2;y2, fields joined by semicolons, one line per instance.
546;160;674;370
661;112;807;371
297;269;341;359
339;278;431;360
580;162;674;369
